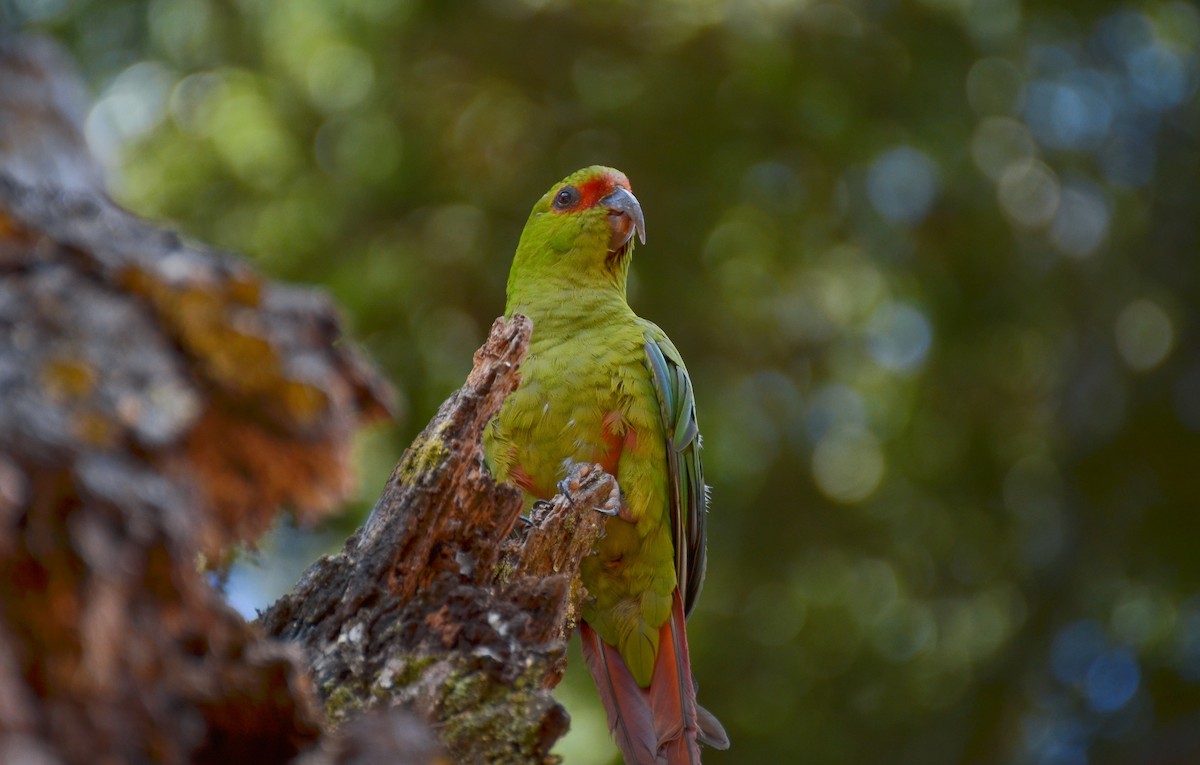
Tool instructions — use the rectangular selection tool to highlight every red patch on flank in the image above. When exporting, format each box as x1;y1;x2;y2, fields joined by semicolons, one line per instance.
511;464;549;500
623;427;638;454
599;410;635;477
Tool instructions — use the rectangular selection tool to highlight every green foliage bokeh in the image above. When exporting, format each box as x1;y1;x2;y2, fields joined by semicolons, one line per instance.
11;0;1200;762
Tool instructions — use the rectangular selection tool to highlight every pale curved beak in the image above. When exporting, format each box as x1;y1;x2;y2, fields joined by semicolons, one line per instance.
601;186;646;247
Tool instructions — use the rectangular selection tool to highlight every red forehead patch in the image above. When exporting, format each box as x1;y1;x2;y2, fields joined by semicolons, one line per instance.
577;177;612;208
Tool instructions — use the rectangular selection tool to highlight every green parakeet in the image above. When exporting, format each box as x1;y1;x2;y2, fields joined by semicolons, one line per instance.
483;167;728;763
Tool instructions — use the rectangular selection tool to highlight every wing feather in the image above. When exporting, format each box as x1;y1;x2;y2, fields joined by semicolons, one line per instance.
641;323;708;618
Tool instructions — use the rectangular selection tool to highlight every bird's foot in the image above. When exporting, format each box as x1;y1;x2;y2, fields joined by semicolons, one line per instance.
594;482;624;517
556;462;597;505
556;463;627;519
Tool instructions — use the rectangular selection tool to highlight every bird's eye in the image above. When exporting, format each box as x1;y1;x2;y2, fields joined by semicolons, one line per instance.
553;186;580;210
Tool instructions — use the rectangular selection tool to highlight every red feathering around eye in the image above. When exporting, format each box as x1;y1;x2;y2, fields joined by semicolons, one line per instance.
556;170;632;213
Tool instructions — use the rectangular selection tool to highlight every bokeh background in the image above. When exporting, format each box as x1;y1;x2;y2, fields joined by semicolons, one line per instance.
5;0;1200;762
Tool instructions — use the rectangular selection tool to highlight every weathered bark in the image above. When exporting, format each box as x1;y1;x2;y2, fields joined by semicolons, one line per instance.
0;34;394;556
260;315;612;764
0;33;395;765
0;32;611;765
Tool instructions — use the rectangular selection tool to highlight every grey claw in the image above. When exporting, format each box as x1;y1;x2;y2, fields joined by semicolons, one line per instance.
556;479;575;506
598;485;624;519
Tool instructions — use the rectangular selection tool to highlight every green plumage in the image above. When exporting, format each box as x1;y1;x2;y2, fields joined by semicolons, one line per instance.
483;166;706;688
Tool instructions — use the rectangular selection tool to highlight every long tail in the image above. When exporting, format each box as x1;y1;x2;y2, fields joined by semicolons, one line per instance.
579;590;729;764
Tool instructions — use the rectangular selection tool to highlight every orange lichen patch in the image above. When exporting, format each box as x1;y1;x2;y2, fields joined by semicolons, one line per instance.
171;288;280;393
40;358;97;400
0;211;32;245
203;329;278;393
226;273;263;307
73;412;118;449
178;405;356;554
116;263;377;433
121;266;283;398
117;264;157;295
281;379;330;427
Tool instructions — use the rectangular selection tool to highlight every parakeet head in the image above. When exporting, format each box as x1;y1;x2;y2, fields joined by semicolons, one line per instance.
508;166;646;298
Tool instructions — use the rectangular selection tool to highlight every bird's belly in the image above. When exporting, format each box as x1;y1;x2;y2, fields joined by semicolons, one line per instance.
509;406;616;499
503;349;637;498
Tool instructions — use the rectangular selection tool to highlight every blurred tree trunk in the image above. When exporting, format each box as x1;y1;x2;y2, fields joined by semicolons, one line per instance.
0;33;603;765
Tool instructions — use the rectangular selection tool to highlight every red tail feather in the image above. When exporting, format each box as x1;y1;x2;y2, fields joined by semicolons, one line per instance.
579;591;713;764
